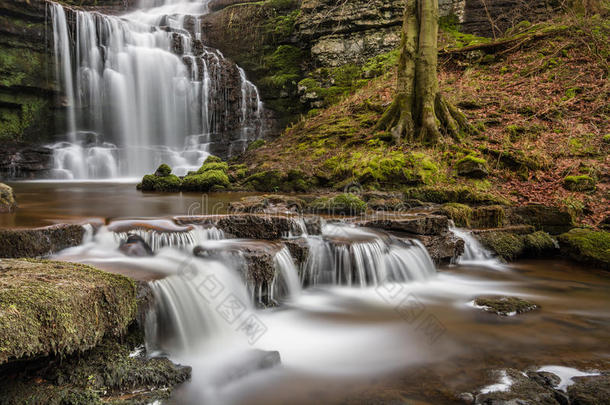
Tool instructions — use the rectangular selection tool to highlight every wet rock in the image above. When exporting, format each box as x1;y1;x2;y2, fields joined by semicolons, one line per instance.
176;214;309;240
506;204;574;234
527;371;562;389
557;228;610;270
458;392;475;404
0;259;137;365
457;156;489;179
0;224;85;258
474;368;564;405
0;328;190;405
0;143;54;180
361;214;449;236
473;296;538;316
0;182;16;213
118;234;154;257
229;194;307;214
416;232;465;264
568;373;610;405
283;238;310;267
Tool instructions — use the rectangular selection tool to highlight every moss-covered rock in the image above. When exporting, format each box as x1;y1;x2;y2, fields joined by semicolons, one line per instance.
563;175;596;192
309;193;367;215
0;328;191;405
241;170;283;192
0;224;85;258
456;155;489;178
471;205;505;228
403;185;509;206
182;170;231;192
507;204;574;234
439;203;473;227
558;228;610;270
0;259;137;365
138;164;182;192
477;230;557;261
229;194;307;213
473;296;538;316
0;182;16;213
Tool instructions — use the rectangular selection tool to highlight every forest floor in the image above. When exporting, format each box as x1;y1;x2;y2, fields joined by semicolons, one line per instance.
239;14;609;227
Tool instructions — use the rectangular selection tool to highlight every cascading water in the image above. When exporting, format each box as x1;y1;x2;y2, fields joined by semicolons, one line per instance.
301;223;436;287
450;226;506;268
49;0;264;179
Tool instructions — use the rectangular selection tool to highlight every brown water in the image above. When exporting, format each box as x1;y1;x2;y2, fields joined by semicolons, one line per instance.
1;181;260;228
2;182;609;404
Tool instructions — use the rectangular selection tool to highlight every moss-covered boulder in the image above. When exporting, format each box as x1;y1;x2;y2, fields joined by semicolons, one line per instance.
473;296;538;316
242;170;283;192
0;183;16;213
0;328;191;405
456;155;489;178
182;170;231;191
558;228;610;270
229;194;307;213
403;185;509;206
308;193;367;215
0;259;137;365
0;224;85;258
507;204;574;234
563;175;596;192
476;230;557;261
138;164;182;192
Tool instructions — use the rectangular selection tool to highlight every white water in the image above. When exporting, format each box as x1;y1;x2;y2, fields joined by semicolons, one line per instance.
49;0;263;179
301;223;436;287
450;226;506;269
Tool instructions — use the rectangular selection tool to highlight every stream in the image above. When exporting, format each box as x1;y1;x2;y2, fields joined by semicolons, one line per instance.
5;182;610;404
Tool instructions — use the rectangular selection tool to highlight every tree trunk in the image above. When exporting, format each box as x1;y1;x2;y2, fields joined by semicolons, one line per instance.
378;0;468;143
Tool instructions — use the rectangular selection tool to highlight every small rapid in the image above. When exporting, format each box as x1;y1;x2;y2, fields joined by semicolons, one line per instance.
450;226;506;269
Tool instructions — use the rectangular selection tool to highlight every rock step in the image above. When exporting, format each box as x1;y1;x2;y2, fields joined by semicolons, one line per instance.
0;224;85;258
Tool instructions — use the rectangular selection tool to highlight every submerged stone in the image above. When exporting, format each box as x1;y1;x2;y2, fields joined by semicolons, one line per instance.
473;296;538;316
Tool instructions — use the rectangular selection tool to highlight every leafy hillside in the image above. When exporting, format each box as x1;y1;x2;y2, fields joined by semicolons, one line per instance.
238;15;609;226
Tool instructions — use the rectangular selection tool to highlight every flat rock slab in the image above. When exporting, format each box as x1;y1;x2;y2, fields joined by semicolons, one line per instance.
0;259;137;365
175;214;318;239
472;296;539;316
359;214;449;236
0;224;85;258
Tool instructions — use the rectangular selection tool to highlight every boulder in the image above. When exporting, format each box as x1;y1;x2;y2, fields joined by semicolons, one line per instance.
0;224;85;258
118;234;154;257
415;232;465;264
475;229;558;261
563;175;596;192
474;368;566;404
506;204;574;234
361;214;449;236
0;259;137;365
456;156;489;178
568;373;610;404
0;182;17;213
557;228;610;270
472;296;539;316
229;194;307;214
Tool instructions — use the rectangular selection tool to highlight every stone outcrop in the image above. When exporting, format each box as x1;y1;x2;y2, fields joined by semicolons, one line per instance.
0;259;137;365
361;214;450;236
0;142;54;180
0;224;85;258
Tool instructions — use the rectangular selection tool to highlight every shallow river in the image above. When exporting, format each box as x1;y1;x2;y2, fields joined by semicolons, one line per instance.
4;182;609;404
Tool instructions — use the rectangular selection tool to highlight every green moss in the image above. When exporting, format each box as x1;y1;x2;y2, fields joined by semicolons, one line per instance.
0;259;137;365
247;139;266;151
309;194;367;215
558;228;610;269
474;296;538;316
139;174;182;192
404;186;510;206
204;155;223;164
603;134;610;144
440;203;473;227
154;164;172;177
524;231;557;255
182;170;231;191
197;161;229;173
563;175;596;192
471;205;505;228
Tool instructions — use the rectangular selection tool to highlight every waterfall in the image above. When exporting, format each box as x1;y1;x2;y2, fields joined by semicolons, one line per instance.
114;225;224;251
269;247;302;303
301;223;436;287
449;226;505;268
48;0;264;179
